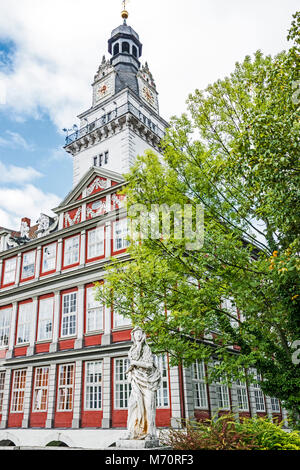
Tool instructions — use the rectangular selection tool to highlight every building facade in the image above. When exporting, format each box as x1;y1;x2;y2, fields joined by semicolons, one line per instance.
0;13;286;448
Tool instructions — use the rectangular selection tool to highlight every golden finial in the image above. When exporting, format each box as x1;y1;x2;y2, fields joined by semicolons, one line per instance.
121;0;129;20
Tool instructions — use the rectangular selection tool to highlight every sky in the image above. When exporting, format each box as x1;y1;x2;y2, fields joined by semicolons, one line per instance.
0;0;298;231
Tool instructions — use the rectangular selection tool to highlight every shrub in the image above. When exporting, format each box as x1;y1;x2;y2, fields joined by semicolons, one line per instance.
160;414;300;450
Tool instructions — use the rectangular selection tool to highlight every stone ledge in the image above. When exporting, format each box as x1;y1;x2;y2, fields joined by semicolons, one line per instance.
116;439;160;449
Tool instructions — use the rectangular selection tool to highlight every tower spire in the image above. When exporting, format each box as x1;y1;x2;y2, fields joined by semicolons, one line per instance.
121;0;129;23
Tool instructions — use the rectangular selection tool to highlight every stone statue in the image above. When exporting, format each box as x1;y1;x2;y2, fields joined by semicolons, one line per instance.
125;326;161;441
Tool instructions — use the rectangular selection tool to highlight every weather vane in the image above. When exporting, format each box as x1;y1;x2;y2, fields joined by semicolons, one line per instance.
121;0;129;21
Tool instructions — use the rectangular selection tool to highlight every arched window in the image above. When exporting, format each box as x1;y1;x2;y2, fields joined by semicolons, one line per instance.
122;42;130;54
132;45;137;58
113;43;119;55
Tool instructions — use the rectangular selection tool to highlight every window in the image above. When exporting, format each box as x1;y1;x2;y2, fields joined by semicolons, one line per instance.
21;250;36;280
86;286;104;332
85;361;102;410
2;257;17;286
104;151;109;165
0;371;5;412
11;369;26;412
41;243;57;274
114;358;131;409
61;292;77;337
57;364;74;411
216;383;230;410
93;156;98;167
113;218;129;253
271;397;281;413
0;307;11;347
63;235;80;268
113;308;131;329
113;43;119;55
33;367;49;412
37;297;53;341
252;371;266;412
192;361;208;409
87;226;105;261
122;42;130;53
155;355;169;408
16;302;32;344
236;379;249;411
132;45;137;57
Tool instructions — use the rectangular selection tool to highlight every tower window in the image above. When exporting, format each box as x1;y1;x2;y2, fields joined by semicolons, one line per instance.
99;154;103;167
113;43;119;55
132;45;137;58
122;42;130;54
104;151;109;165
93;156;98;167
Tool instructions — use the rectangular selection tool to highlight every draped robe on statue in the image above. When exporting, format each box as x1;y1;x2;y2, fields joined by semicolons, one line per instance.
126;335;161;440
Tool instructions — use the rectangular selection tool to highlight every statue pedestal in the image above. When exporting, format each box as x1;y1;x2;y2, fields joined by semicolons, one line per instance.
116;439;160;449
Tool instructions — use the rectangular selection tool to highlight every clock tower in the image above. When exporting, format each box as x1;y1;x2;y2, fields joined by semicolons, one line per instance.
65;8;168;186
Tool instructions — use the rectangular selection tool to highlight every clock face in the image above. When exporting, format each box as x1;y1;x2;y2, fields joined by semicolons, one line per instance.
142;85;155;106
95;79;112;103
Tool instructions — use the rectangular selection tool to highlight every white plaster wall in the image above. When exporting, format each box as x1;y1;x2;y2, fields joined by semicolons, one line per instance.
0;429;128;449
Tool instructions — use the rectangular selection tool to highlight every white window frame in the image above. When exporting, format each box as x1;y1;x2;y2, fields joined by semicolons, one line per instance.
113;308;132;329
21;250;36;280
84;361;103;410
2;257;17;286
113;218;129;253
63;235;80;267
251;370;266;412
32;367;49;412
37;297;54;341
192;360;208;409
270;397;281;413
86;286;104;333
114;358;131;409
16;302;32;345
155;355;170;408
11;369;26;413
87;226;105;260
0;307;11;348
41;243;57;274
57;364;75;412
61;292;77;338
0;371;5;412
236;379;249;411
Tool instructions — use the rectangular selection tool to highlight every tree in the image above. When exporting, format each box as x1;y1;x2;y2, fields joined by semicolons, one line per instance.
96;13;300;424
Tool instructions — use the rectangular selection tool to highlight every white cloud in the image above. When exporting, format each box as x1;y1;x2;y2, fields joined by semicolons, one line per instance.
0;0;298;131
0;160;42;184
0;184;61;230
0;130;34;150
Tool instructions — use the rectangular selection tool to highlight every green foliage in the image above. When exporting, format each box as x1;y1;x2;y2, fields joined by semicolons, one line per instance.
160;415;300;450
96;12;300;423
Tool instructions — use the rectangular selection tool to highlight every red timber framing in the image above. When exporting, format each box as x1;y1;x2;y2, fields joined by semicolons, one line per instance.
81;360;103;428
1;256;17;288
61;233;81;270
29;366;49;428
40;241;58;277
14;298;33;357
35;293;54;354
85;225;106;264
58;287;78;350
83;282;103;348
54;363;75;428
7;369;26;428
19;250;37;283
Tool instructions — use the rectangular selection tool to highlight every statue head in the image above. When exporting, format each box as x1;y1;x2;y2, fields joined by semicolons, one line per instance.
131;326;146;344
